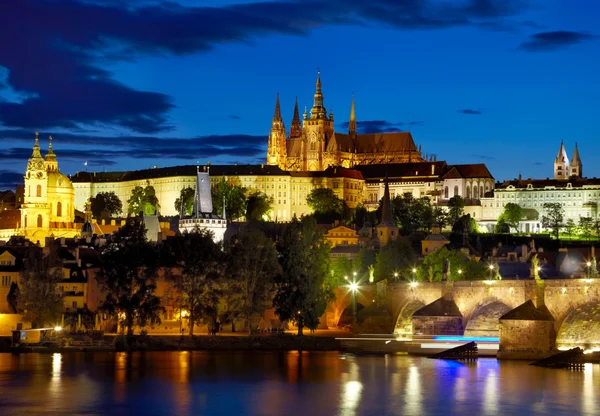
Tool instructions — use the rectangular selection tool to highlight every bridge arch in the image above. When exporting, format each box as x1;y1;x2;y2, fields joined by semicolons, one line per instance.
337;303;366;328
556;302;600;351
464;300;512;338
393;298;426;339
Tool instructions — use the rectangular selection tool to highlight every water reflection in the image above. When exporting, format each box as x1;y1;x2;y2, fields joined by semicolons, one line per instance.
0;352;598;415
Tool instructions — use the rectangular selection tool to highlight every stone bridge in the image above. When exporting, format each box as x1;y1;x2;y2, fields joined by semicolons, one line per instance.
330;278;600;355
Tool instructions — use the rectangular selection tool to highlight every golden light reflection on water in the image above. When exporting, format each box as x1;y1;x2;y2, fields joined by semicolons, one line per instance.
582;363;597;415
404;364;422;416
339;355;362;416
483;367;498;416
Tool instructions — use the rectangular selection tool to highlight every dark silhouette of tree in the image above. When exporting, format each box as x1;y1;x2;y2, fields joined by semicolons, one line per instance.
274;216;334;335
96;221;163;338
224;227;278;332
498;203;523;232
170;229;224;336
18;246;64;328
90;191;123;218
373;237;416;281
245;192;273;222
447;196;465;227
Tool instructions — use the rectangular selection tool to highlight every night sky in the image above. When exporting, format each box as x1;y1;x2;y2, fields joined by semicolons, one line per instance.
0;0;598;189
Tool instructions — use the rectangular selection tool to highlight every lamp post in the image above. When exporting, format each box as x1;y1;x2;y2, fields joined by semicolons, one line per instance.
458;269;463;278
349;282;358;327
587;261;592;279
489;264;494;280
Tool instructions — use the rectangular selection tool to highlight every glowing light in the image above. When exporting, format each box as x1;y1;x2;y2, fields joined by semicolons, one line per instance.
349;282;359;292
180;310;189;318
344;275;348;280
488;264;494;270
54;326;62;332
585;279;592;283
484;280;495;285
412;268;417;273
353;272;357;277
457;269;463;275
587;261;592;267
410;281;418;288
394;272;398;278
562;287;567;294
385;340;391;344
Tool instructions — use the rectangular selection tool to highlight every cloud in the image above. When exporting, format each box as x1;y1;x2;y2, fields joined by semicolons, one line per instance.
459;109;482;115
519;31;595;52
0;130;267;164
472;154;495;161
0;170;23;189
229;115;242;120
0;0;525;134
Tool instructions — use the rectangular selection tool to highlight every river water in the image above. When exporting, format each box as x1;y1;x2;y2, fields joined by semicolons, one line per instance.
0;351;597;415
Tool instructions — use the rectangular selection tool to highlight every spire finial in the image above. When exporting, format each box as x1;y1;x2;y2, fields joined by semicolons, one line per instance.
290;96;302;139
349;93;357;137
48;135;54;154
35;131;39;145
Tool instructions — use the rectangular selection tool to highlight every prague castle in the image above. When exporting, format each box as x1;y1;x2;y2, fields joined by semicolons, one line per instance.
267;72;424;171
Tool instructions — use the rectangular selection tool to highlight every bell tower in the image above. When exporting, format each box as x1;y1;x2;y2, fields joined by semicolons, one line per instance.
570;143;582;178
266;93;287;169
553;140;570;179
303;70;334;171
21;132;50;234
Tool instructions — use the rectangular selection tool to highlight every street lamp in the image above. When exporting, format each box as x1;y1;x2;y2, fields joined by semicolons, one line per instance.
349;282;359;327
54;326;62;332
458;269;463;277
393;272;398;279
489;264;494;280
344;275;348;280
587;261;592;279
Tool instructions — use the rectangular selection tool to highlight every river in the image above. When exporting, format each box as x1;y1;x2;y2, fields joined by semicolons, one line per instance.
0;351;597;415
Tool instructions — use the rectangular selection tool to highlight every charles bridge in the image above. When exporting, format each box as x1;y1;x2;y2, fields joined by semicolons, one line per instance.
331;278;600;358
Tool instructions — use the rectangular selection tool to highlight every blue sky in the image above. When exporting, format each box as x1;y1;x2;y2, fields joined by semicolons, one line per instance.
0;0;598;188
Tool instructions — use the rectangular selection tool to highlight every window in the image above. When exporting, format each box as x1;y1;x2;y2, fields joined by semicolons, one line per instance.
24;215;27;228
36;184;42;197
466;186;471;199
454;186;458;197
1;276;10;287
444;186;449;199
57;202;62;217
37;214;43;228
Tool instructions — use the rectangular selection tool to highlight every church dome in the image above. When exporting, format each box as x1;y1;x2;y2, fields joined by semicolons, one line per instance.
47;171;74;190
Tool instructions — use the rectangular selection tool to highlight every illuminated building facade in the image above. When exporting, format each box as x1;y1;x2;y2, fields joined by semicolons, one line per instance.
267;71;425;171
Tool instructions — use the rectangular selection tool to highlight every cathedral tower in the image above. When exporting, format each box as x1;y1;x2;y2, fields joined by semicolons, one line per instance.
570;143;582;178
21;132;49;232
554;140;570;179
376;176;399;247
304;70;334;171
266;93;287;169
289;97;302;139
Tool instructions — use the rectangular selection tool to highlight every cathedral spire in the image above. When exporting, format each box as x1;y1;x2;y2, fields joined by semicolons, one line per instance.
310;68;326;119
380;176;394;226
273;93;282;121
289;96;302;139
349;93;357;137
571;142;582;178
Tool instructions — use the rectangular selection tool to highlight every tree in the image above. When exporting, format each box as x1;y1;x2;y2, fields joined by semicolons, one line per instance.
416;247;485;282
170;229;224;336
224;227;278;332
452;214;478;234
174;187;194;216
387;194;433;234
246;192;273;222
579;216;594;241
90;192;122;218
499;203;523;232
373;237;416;281
18;246;64;328
447;196;465;227
127;184;160;216
274;216;335;335
306;188;346;223
564;218;576;238
212;178;246;220
541;203;564;240
495;218;510;233
432;206;448;229
96;221;163;338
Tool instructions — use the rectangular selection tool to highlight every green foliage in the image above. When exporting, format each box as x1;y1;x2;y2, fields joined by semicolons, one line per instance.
174;187;194;216
447;196;465;227
499;203;523;231
373;237;416;281
90;191;122;218
127;184;160;216
579;216;594;241
245;192;274;222
416;247;485;282
541;203;564;240
522;208;539;221
331;249;373;285
432;206;448;229
273;216;334;334
96;221;163;337
18;246;64;328
170;229;225;336
224;227;278;332
386;193;433;235
306;188;347;223
564;218;576;237
212;178;246;220
495;218;510;233
452;214;478;234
